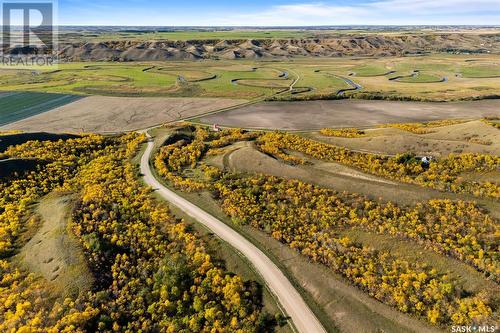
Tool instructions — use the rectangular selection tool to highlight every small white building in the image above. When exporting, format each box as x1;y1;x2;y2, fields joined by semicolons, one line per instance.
421;156;432;165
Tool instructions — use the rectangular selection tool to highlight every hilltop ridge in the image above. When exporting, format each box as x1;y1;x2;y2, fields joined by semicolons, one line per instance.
53;33;499;61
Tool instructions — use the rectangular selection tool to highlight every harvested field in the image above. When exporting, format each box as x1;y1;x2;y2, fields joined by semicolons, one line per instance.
198;99;500;130
1;96;248;133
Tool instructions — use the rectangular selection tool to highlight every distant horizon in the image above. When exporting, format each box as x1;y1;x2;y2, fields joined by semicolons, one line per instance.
54;25;500;28
4;0;499;26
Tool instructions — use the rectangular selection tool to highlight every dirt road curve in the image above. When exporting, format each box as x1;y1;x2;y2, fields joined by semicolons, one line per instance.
140;135;327;333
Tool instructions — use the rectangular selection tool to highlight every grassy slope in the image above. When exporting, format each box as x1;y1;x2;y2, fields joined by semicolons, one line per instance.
307;122;500;157
16;193;94;298
340;229;499;295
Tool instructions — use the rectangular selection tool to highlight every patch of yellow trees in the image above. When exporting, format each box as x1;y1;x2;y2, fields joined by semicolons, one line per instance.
0;132;267;332
214;175;497;326
257;132;499;198
155;128;258;191
319;128;366;138
379;119;467;134
153;126;499;327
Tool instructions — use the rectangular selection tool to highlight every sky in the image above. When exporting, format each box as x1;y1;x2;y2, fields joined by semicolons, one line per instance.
50;0;500;26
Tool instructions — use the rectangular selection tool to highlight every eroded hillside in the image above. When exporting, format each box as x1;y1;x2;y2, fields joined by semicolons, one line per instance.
52;33;499;61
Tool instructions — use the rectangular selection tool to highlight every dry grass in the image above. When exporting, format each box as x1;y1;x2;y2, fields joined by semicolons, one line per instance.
206;141;453;206
17;193;93;298
309;120;500;157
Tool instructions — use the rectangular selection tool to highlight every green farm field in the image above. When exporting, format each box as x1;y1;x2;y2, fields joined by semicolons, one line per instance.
0;92;82;126
62;28;423;43
59;27;500;43
1;54;498;101
73;30;316;42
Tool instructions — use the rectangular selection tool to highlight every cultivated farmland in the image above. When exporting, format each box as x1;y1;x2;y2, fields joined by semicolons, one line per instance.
197;99;500;130
1;96;248;133
0;92;81;126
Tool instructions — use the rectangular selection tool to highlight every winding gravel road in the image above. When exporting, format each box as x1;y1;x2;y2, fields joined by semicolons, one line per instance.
140;135;327;333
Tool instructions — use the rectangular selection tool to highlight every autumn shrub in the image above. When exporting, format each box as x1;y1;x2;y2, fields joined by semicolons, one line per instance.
256;132;500;198
482;117;500;129
68;140;263;332
319;128;366;138
379;119;467;134
155;127;260;191
213;174;497;326
0;132;267;332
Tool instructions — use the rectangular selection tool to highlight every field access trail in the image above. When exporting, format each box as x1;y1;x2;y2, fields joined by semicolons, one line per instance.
140;134;327;333
198;99;500;131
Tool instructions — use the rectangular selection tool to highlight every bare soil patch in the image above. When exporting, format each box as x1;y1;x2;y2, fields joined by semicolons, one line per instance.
2;96;248;133
198;100;500;130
